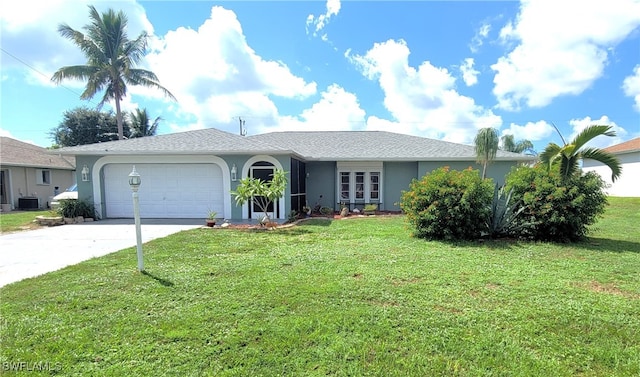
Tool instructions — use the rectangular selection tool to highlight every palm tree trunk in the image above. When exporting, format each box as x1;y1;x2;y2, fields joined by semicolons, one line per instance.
482;162;487;179
115;97;124;140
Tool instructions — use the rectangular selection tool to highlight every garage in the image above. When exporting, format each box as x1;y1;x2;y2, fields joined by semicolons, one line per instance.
103;163;223;218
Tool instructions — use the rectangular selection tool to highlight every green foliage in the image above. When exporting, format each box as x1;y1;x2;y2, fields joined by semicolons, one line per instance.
230;169;288;224
540;124;622;182
400;167;493;240
505;164;608;242
486;184;532;238
50;107;129;147
286;210;299;223
128;108;161;138
56;199;96;219
474;127;499;179
51;5;175;140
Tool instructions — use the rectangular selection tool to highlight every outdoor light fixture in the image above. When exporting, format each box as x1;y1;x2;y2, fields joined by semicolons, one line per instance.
128;166;144;271
231;164;237;181
81;165;90;182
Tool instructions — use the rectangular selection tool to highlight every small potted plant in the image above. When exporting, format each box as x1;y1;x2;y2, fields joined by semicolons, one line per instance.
205;210;217;227
363;203;377;216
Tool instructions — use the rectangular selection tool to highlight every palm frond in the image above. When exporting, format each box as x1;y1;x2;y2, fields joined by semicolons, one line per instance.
572;125;616;151
581;147;623;182
539;143;562;169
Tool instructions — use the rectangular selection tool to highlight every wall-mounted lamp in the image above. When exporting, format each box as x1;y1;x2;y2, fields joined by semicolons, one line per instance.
81;165;90;182
231;164;237;181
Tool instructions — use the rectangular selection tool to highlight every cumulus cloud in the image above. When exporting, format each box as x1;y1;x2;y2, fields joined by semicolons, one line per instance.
259;84;366;133
491;0;640;111
501;120;555;145
142;6;317;133
0;0;152;87
460;58;479;86
568;115;628;148
348;39;502;144
622;65;640;111
306;0;341;40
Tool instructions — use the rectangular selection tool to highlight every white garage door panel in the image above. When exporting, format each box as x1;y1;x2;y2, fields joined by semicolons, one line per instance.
104;164;223;218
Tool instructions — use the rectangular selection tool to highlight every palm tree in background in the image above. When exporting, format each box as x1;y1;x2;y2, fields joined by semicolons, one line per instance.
474;127;500;179
51;5;175;140
539;124;622;182
129;108;161;138
500;134;536;155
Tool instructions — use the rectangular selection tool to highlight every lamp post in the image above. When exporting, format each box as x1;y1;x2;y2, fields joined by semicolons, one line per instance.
128;166;144;272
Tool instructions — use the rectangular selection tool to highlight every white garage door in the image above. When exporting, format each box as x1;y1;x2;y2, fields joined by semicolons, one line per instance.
104;164;223;218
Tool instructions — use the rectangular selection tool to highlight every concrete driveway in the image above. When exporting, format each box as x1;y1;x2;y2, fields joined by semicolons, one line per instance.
0;219;203;287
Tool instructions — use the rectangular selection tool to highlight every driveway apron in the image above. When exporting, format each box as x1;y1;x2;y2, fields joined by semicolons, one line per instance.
0;219;202;287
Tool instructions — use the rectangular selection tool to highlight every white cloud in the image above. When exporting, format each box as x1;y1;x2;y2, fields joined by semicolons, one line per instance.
568;115;628;148
491;0;640;111
460;58;479;86
470;22;491;53
143;6;317;133
306;0;341;38
0;0;152;87
622;65;640;111
348;39;502;144
260;84;365;133
501;120;555;143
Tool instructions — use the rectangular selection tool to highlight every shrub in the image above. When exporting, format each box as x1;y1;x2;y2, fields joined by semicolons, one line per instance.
56;199;96;219
505;164;608;242
486;184;532;238
400;167;493;240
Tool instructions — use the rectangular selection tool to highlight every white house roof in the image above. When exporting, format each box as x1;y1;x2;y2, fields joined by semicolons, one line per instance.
54;127;534;161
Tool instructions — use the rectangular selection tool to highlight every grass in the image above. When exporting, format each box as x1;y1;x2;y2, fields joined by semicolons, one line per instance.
0;210;52;234
1;198;639;376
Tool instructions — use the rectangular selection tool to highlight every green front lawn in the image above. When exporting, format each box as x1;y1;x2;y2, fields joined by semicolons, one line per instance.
1;198;638;376
0;210;51;234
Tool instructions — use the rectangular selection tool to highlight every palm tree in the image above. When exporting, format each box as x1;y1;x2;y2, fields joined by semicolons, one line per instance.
539;124;622;182
474;127;499;179
51;5;175;140
500;134;536;155
129;108;161;138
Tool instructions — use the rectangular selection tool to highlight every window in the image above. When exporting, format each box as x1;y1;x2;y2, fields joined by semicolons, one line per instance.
340;172;350;201
36;169;51;185
336;162;383;208
370;172;380;200
355;172;365;200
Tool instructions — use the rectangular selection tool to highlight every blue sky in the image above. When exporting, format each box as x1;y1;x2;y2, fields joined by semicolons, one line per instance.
1;0;639;151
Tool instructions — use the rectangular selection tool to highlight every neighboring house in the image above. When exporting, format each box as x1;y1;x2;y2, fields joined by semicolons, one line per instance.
0;137;76;211
55;128;534;220
583;137;639;197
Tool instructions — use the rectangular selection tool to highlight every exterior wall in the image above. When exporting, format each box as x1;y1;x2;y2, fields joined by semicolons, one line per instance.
305;161;336;210
383;161;418;211
583;151;639;197
417;160;519;186
0;165;74;210
78;154;291;220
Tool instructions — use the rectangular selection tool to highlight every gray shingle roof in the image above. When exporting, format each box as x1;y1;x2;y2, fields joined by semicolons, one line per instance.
249;131;531;161
55;128;287;155
0;137;75;169
54;128;533;161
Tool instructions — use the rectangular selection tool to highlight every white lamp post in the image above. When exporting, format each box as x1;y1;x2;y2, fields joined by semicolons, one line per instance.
128;166;144;272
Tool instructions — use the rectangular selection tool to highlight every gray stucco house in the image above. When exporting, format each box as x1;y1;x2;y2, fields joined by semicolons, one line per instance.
55;128;533;221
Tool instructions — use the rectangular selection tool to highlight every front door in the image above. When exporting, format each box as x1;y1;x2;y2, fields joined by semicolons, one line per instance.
250;165;277;221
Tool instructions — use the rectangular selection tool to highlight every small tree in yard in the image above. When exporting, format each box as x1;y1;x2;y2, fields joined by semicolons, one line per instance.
230;169;288;226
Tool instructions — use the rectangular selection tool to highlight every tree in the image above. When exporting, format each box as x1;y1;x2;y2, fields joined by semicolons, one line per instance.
129;108;161;138
230;170;288;226
51;5;175;141
50;107;129;147
474;127;499;179
500;134;536;155
539;124;622;182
